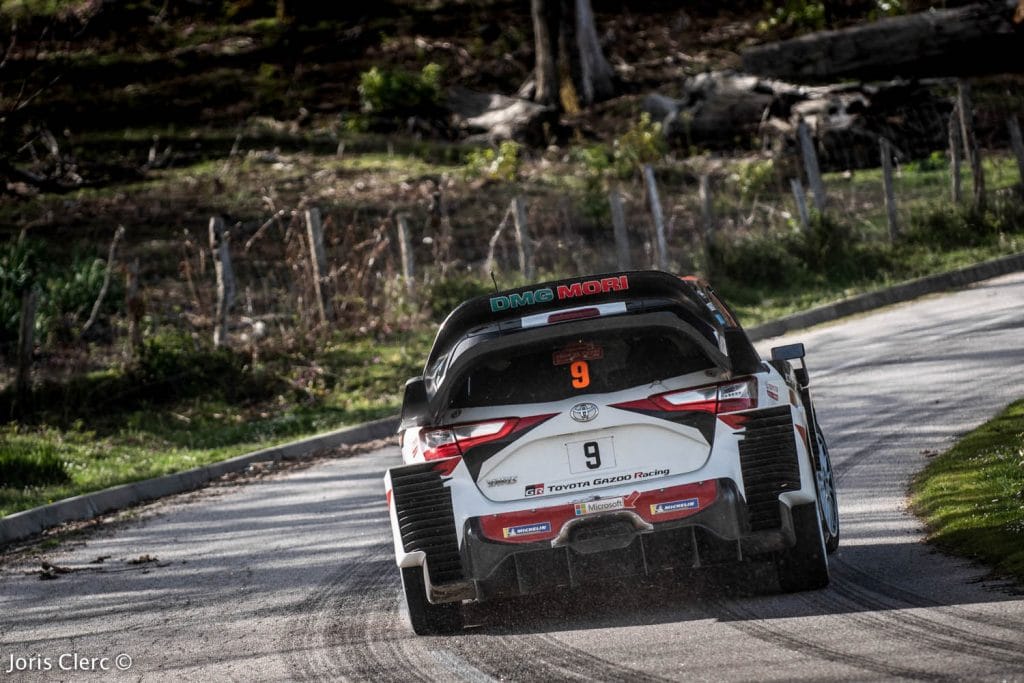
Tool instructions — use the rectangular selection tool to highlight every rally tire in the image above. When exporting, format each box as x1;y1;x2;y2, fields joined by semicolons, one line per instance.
814;424;840;554
401;566;463;636
776;502;830;593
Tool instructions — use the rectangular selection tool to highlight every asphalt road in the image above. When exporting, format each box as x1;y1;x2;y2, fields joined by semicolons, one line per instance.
2;272;1024;682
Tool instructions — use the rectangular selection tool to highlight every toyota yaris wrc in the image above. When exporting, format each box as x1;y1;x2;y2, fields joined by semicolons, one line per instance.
385;271;839;634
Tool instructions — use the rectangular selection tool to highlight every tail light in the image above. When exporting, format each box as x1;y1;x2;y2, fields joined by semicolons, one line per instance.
619;377;758;415
420;419;518;461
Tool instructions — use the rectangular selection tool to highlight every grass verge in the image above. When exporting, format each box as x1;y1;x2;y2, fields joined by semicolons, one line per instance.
0;330;431;517
911;400;1024;583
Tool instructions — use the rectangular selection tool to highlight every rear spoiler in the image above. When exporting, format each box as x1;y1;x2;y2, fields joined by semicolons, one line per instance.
428;272;724;368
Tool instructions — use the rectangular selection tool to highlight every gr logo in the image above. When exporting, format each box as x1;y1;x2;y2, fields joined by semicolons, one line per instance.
525;483;545;496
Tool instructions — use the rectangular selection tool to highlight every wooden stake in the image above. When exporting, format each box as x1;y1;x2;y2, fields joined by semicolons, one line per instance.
643;164;669;272
698;174;714;280
608;187;631;271
511;197;536;280
797;119;826;213
484;204;513;276
949;106;962;203
957;80;985;211
396;213;416;294
790;178;810;232
81;225;125;336
15;287;39;418
305;207;332;324
880;137;899;242
1008;115;1024;188
126;258;144;359
209;216;236;347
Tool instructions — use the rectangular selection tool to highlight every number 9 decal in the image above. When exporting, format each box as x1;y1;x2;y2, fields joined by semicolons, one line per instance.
570;360;590;389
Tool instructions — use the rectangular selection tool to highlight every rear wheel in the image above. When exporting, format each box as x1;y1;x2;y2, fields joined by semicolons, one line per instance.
814;424;840;554
776;501;830;592
401;565;463;635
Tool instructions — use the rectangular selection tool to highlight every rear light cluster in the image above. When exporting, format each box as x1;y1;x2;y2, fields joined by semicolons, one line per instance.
617;377;758;416
659;377;757;413
420;419;517;460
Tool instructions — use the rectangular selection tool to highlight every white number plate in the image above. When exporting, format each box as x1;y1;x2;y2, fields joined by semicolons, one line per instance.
566;436;616;474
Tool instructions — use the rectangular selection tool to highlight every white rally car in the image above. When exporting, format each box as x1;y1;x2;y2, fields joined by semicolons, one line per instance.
384;271;839;634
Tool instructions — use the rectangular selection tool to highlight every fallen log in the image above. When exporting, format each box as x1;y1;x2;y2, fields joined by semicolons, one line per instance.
742;1;1022;83
446;87;557;145
644;71;954;171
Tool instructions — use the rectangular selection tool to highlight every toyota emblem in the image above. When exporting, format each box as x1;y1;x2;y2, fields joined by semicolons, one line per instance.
570;402;599;422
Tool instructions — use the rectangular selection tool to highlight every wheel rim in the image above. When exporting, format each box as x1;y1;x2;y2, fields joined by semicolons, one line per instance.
816;433;839;538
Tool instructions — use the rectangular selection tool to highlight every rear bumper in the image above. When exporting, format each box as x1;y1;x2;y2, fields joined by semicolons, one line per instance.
451;478;795;603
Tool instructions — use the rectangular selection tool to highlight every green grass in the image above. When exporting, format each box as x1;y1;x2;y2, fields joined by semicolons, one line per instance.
726;242;1021;326
911;400;1024;583
0;329;432;517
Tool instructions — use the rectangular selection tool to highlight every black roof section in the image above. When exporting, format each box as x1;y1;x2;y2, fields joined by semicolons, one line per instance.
425;270;751;371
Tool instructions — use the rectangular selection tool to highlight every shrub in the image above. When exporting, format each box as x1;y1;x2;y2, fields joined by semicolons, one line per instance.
358;63;443;116
0;238;41;347
425;275;492;322
899;196;1024;250
0;237;122;348
709;231;809;289
731;159;777;202
612;113;665;177
463;140;522;182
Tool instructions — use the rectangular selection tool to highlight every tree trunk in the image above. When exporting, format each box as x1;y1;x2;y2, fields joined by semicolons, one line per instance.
531;0;614;109
573;0;615;105
531;0;561;107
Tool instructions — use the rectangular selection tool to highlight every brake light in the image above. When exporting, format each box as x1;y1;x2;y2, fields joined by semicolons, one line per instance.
420;419;518;460
548;307;600;324
651;385;717;413
717;379;758;412
618;377;758;415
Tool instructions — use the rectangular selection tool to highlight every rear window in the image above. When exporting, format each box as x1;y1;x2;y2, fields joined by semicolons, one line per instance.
447;329;713;408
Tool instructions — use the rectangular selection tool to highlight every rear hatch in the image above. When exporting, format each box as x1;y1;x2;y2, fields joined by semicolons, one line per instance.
433;319;741;502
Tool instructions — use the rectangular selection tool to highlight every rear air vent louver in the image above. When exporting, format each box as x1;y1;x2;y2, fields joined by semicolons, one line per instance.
391;465;464;584
738;406;801;531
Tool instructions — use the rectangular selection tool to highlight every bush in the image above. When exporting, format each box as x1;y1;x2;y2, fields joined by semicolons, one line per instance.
463;140;522;182
613;113;665;177
0;238;41;347
0;237;122;348
0;438;69;487
358;63;443;116
711;214;894;288
730;159;777;202
710;231;809;289
900;196;1024;250
425;275;492;322
131;331;276;404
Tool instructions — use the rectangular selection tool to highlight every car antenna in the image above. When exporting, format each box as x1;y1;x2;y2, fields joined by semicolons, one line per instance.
490;271;500;293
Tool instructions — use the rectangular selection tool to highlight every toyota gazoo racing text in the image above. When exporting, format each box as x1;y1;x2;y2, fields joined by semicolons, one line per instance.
384;271;839;634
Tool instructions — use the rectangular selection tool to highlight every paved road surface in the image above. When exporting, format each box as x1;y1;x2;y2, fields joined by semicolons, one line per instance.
2;273;1023;681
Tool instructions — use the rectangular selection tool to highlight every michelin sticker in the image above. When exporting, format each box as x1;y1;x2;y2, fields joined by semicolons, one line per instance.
650;498;700;515
503;522;552;539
